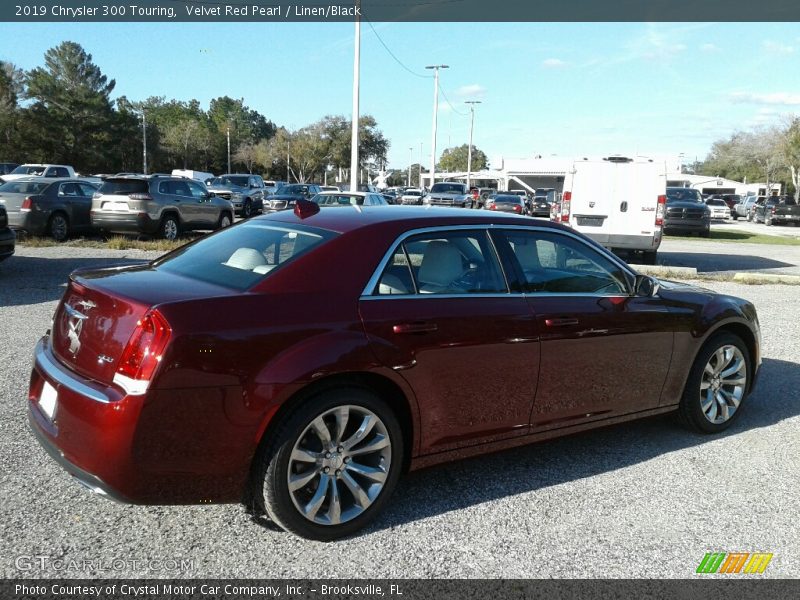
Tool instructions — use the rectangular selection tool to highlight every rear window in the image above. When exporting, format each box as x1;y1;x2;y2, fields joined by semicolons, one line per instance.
0;181;49;194
493;195;522;203
99;179;149;195
706;199;726;206
154;222;336;291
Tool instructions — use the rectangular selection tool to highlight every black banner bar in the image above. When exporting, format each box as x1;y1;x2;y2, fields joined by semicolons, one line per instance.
3;0;800;23
4;580;800;600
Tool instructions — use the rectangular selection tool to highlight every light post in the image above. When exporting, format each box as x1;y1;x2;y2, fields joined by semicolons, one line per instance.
286;141;290;183
408;147;413;187
465;100;481;190
141;109;147;175
349;0;361;192
226;125;231;174
425;64;448;189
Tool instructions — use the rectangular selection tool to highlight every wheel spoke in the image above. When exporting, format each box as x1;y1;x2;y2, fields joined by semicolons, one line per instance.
333;406;350;445
303;474;329;519
706;392;718;421
348;433;390;456
342;415;376;450
291;447;320;463
326;477;342;525
720;358;743;379
311;416;332;446
289;468;318;491
716;392;730;421
713;348;726;373
700;379;711;391
346;461;387;483
700;388;714;413
722;376;746;386
340;471;372;509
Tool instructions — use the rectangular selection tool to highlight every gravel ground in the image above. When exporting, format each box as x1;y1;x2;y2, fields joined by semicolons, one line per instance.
0;246;798;579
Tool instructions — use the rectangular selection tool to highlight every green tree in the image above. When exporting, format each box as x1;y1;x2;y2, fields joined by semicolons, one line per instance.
23;42;117;172
437;144;488;173
781;117;800;199
0;62;23;158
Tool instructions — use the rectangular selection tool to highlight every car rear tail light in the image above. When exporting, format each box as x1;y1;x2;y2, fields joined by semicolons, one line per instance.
21;197;33;211
113;310;171;396
129;193;153;201
560;192;571;223
514;205;522;213
655;194;666;226
489;203;496;210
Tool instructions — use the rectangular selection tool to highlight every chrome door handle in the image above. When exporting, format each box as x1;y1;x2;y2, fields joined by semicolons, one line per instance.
545;317;579;327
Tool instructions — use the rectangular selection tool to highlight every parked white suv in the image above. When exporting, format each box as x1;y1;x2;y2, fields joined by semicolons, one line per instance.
0;164;76;182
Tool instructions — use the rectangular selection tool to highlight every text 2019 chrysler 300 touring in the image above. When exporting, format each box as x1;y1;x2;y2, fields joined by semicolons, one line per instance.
28;203;760;540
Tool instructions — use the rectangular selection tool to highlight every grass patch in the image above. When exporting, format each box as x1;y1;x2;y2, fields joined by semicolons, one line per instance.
18;235;186;252
666;229;800;245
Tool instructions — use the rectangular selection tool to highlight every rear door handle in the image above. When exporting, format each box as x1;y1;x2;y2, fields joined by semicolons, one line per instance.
393;322;438;334
545;317;579;327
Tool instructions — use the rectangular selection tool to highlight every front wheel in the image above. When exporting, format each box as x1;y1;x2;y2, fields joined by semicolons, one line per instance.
242;199;253;218
678;333;750;433
49;212;70;242
217;212;232;230
255;388;403;541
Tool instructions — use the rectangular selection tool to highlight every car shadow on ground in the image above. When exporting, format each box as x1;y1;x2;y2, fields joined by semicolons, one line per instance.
360;356;798;535
0;256;151;307
656;252;794;273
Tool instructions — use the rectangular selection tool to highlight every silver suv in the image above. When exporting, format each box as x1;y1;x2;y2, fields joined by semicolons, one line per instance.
91;175;235;240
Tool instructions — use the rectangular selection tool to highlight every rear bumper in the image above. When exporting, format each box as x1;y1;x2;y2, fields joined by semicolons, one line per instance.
8;210;49;235
91;211;159;235
0;227;15;261
28;336;254;504
577;231;662;252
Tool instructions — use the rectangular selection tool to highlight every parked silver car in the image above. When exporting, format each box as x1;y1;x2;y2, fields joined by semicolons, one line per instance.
91;175;234;240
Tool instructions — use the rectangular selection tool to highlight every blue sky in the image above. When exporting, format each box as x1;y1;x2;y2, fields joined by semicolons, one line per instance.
1;21;799;170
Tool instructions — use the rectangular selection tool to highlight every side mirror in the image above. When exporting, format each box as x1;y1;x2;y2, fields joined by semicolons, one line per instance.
634;274;659;297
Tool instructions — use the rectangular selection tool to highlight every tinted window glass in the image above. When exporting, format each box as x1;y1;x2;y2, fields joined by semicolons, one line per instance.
501;230;628;295
386;230;507;295
78;183;98;197
376;246;415;295
186;181;207;199
430;183;466;194
155;222;336;291
100;179;149;195
0;181;49;194
666;188;702;203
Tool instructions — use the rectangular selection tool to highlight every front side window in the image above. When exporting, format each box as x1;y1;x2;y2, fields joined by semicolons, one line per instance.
375;230;507;295
499;230;629;295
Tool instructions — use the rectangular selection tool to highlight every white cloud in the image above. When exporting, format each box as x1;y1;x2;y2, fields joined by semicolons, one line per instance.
701;43;720;53
730;91;800;106
454;84;486;99
762;40;795;54
542;58;568;68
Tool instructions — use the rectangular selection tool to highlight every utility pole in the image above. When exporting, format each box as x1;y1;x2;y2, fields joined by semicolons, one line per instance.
226;125;231;174
349;0;361;192
286;141;290;183
419;142;423;188
141;109;147;175
425;65;448;189
408;147;413;187
465;100;482;190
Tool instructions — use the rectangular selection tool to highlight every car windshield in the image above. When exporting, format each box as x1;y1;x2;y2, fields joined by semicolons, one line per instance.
666;188;702;203
216;176;249;187
155;222;337;291
11;165;45;176
0;180;49;194
430;183;465;194
706;199;726;206
404;190;421;196
275;185;304;195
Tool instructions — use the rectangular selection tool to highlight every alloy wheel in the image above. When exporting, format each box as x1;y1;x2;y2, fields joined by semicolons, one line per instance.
699;344;747;425
162;218;178;240
50;214;68;241
285;405;392;526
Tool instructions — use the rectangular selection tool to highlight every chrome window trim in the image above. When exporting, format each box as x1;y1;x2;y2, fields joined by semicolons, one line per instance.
361;223;637;298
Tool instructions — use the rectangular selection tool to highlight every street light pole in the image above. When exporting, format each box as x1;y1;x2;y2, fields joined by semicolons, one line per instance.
425;65;448;190
226;126;231;174
465;100;481;190
408;147;413;187
349;1;361;192
286;141;290;183
141;109;147;175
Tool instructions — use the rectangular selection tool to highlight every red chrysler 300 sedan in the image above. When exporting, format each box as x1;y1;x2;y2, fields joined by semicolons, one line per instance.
28;204;760;540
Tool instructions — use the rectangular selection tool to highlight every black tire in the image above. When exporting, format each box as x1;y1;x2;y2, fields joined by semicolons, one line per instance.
732;213;738;221
160;215;180;241
48;212;70;242
747;212;753;222
677;332;751;434
254;387;404;541
217;212;232;230
641;251;657;265
700;228;711;238
242;199;253;218
765;213;773;226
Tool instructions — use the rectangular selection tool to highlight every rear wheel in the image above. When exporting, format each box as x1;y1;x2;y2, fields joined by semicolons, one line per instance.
678;333;750;433
48;212;70;242
700;228;711;238
160;215;180;241
765;212;773;226
254;388;403;541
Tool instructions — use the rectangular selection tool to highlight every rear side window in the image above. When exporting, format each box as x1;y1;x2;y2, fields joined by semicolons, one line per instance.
155;222;336;291
100;179;149;195
0;181;49;194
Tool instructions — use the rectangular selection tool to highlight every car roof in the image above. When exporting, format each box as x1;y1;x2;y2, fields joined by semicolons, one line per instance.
264;205;566;234
317;190;370;197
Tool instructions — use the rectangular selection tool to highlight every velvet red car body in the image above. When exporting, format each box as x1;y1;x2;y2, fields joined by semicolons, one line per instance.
28;207;761;538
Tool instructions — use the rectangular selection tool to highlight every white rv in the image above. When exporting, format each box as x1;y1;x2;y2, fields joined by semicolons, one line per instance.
554;156;666;264
171;169;215;185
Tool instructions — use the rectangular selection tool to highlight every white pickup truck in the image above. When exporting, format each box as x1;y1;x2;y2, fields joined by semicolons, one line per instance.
0;164;76;182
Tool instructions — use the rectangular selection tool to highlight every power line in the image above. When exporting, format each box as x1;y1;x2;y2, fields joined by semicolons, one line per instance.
365;19;431;80
437;81;468;116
